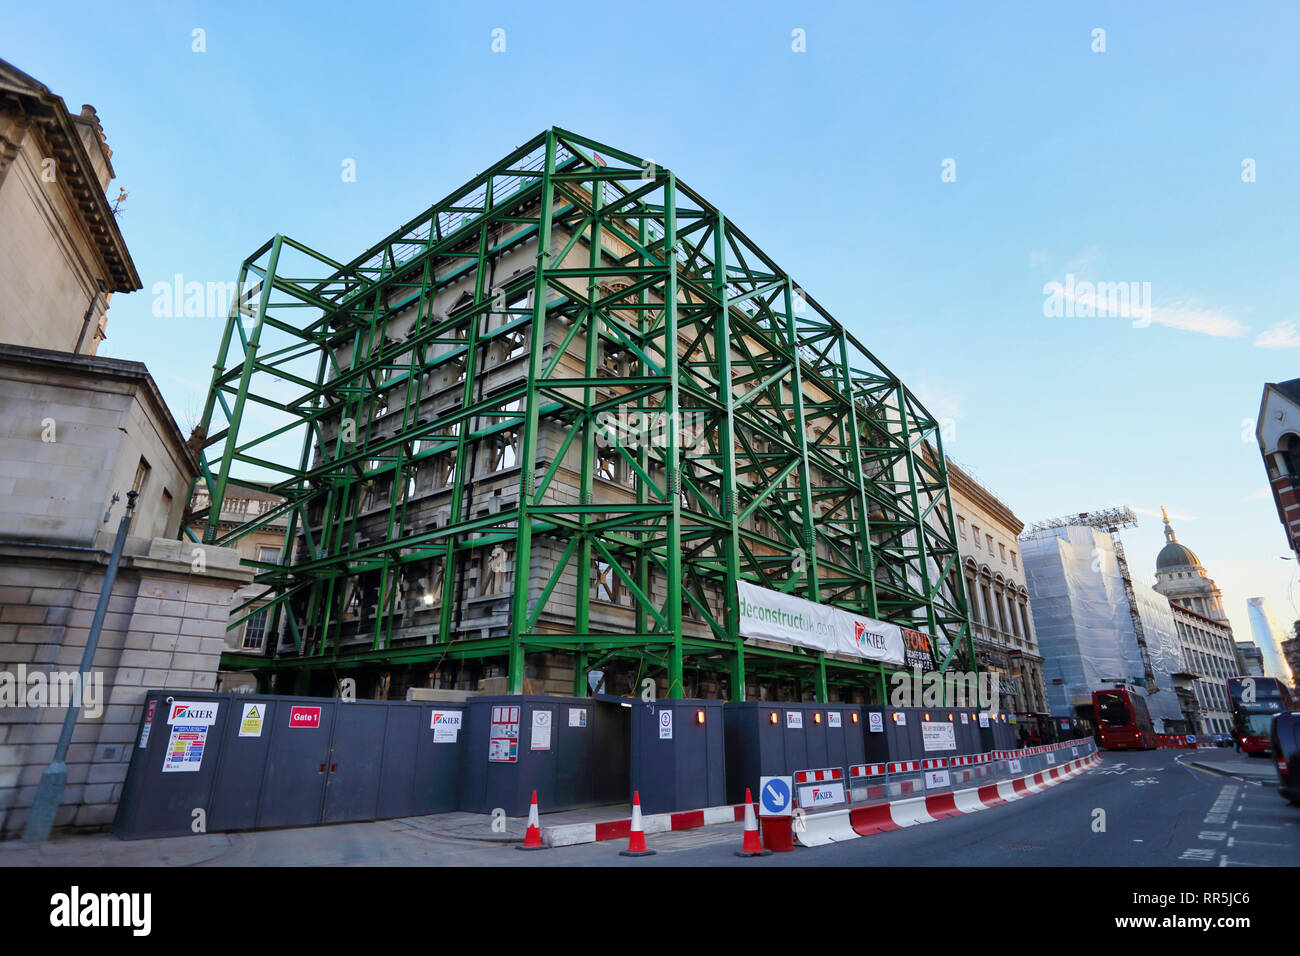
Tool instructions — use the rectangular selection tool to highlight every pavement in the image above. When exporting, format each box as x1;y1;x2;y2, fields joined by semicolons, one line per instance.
1181;747;1279;783
0;802;676;867
2;749;1294;866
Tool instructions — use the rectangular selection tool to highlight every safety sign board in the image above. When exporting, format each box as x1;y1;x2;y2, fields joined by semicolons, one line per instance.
138;700;157;749
489;705;520;762
1072;746;1079;757
658;709;673;740
239;703;264;737
785;711;803;729
896;712;907;726
431;710;462;743
1045;752;1055;765
530;710;552;750
289;705;321;728
1008;758;1022;774
568;707;586;728
960;713;968;724
759;775;793;816
923;769;951;790
166;700;218;726
978;713;990;728
828;712;841;728
868;711;884;733
798;782;846;808
163;725;208;772
921;721;956;752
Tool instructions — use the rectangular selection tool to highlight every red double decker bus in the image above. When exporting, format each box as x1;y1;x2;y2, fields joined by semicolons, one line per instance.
1226;676;1297;755
1091;688;1156;750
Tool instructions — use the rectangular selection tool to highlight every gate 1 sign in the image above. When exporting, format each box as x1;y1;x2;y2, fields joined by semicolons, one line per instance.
289;706;321;728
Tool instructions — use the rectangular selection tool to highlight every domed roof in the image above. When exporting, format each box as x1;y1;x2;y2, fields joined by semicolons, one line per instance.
1155;506;1201;570
1156;541;1200;570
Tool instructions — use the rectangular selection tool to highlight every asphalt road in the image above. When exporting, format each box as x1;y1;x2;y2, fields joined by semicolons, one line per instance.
510;748;1299;867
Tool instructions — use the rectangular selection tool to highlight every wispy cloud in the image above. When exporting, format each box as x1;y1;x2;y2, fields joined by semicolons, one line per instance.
1253;320;1300;350
1047;285;1248;338
1145;302;1247;339
1244;488;1270;502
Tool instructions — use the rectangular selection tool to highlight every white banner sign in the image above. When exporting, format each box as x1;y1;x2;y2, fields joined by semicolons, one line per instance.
921;721;956;752
737;580;905;666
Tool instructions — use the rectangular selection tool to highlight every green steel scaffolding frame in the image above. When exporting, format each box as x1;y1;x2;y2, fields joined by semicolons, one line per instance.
190;127;975;701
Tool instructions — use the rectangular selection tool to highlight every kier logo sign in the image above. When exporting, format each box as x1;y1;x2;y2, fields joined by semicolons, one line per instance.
854;620;886;652
289;706;322;728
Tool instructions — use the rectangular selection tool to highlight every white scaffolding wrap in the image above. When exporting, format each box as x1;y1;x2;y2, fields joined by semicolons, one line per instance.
737;580;906;665
1022;526;1181;732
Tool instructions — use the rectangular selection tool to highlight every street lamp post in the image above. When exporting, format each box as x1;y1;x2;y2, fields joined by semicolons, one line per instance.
23;490;138;843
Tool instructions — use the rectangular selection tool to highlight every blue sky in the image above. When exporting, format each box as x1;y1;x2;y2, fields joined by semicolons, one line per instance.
6;0;1300;644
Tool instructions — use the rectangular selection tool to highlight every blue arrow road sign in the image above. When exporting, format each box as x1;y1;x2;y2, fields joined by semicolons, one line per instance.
759;776;792;816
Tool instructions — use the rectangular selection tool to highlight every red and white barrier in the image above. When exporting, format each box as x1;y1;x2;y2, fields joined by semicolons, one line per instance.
795;748;1102;848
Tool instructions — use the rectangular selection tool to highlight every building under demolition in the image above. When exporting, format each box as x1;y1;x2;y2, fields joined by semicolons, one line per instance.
190;128;973;704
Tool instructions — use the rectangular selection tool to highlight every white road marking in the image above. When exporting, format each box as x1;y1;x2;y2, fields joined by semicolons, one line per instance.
1226;836;1286;848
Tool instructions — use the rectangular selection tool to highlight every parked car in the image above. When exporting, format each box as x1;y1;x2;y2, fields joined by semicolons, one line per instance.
1270;712;1300;808
1215;733;1232;748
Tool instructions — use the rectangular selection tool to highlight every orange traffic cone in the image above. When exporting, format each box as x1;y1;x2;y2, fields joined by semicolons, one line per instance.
619;790;656;857
516;790;547;851
735;788;771;858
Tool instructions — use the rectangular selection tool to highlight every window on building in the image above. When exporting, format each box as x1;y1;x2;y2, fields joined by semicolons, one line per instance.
596;445;619;483
593;560;625;604
999;543;1007;563
490;432;518;472
957;516;966;538
1010;550;1017;570
986;534;994;553
243;607;269;650
972;526;980;549
132;457;151;495
258;547;281;565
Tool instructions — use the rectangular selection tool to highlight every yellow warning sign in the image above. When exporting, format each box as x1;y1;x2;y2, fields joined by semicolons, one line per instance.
239;702;264;737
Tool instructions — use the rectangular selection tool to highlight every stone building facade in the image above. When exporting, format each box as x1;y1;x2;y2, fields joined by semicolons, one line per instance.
1151;508;1237;735
0;347;250;839
0;59;139;354
942;459;1047;715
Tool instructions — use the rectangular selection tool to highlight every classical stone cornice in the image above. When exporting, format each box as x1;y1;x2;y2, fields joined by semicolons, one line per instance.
0;58;140;292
